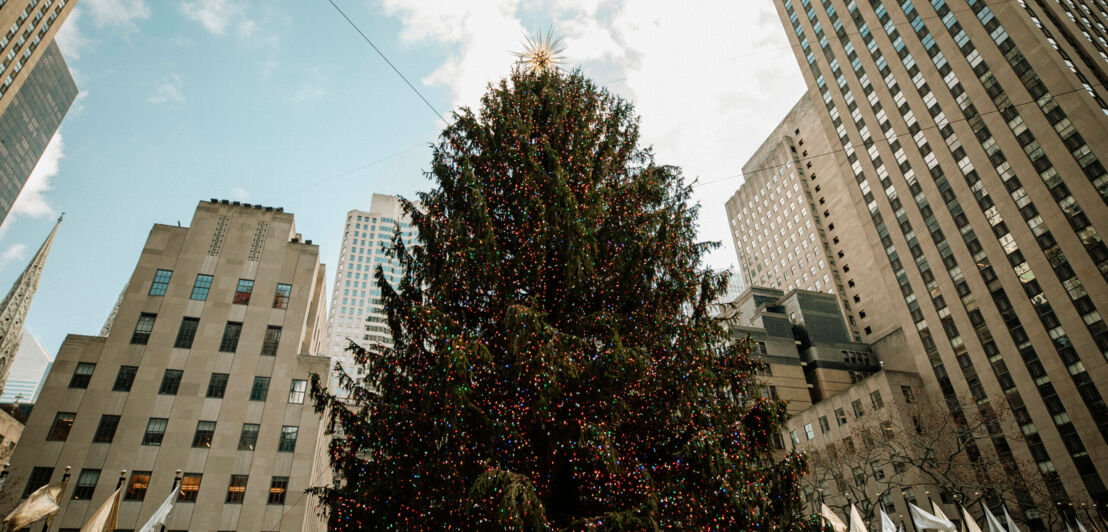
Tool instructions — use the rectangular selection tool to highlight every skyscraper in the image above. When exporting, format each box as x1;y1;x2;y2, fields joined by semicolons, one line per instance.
0;331;52;404
0;0;78;225
766;0;1108;517
0;215;60;397
0;200;331;531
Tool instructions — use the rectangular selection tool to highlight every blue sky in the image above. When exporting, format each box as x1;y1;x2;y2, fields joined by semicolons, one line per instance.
0;0;806;357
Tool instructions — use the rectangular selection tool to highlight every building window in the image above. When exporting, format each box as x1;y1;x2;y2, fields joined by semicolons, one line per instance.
852;399;864;418
278;426;298;452
267;477;289;505
225;475;248;504
68;362;95;389
192;421;216;448
22;467;53;498
72;469;100;500
142;418;168;446
238;423;260;451
804;423;815;440
250;377;270;401
835;408;848;426
818;416;830;434
206;373;229;398
260;326;282;356
789;429;800;444
178;473;201;503
288;379;307;404
174;317;200;349
190;274;213;300
870;390;884;409
149;269;172;296
901;385;915;403
112;366;137;392
159;369;183;395
273;283;291;309
93;415;120;443
47;412;75;441
131;313;156;345
125;471;151;501
219;322;242;352
233;279;254;305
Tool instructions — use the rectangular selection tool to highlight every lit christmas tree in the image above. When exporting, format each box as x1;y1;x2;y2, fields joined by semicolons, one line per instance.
310;40;813;530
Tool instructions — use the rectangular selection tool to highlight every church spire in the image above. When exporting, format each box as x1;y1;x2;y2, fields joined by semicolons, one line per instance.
0;215;61;396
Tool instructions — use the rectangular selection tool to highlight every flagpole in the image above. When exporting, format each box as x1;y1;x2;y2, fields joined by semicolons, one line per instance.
903;493;918;532
160;470;182;532
41;466;71;532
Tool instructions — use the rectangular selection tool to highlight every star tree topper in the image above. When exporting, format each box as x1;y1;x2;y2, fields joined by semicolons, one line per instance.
512;28;566;74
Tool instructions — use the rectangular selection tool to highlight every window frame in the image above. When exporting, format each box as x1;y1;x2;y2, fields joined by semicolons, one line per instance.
173;317;200;349
22;467;53;498
206;373;229;398
112;365;138;392
260;325;282;356
68;362;95;389
273;283;291;309
142;418;168;446
267;476;289;505
190;274;213;301
233;279;254;305
238;423;260;451
225;475;248;504
219;321;243;353
72;469;100;500
288;379;307;404
192;421;216;448
46;412;75;441
278;426;298;452
178;473;201;503
158;369;184;395
131;312;157;345
93;414;120;443
125;470;151;501
149;269;173;296
250;376;270;401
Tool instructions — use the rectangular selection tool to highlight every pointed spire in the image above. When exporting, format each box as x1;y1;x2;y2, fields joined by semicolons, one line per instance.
0;216;61;396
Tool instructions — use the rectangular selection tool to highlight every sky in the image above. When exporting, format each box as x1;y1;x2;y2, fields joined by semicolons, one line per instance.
0;0;806;357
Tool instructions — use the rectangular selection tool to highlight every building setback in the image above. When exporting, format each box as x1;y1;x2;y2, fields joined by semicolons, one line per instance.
767;0;1108;520
0;200;331;531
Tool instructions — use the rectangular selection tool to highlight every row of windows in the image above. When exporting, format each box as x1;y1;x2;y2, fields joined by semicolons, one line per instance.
67;364;305;402
147;269;292;309
787;386;911;445
23;466;289;505
130;313;282;356
49;411;302;452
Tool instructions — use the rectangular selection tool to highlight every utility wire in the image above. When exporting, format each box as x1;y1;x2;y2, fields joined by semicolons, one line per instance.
263;142;426;203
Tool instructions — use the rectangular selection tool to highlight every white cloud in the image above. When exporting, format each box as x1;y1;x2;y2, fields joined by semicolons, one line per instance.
229;187;250;201
54;7;90;59
147;74;185;105
293;83;327;102
83;0;150;29
180;0;277;47
0;244;28;273
9;133;64;221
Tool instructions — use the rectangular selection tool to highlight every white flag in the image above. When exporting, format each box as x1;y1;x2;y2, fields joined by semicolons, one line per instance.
881;508;898;532
909;502;956;531
933;501;953;522
137;484;179;532
1075;518;1088;532
982;504;1007;532
961;506;984;532
821;503;848;532
849;504;867;532
1003;507;1021;532
80;486;122;532
2;481;65;529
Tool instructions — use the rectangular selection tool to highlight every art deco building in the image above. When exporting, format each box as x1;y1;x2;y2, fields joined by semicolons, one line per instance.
763;0;1108;520
0;200;331;531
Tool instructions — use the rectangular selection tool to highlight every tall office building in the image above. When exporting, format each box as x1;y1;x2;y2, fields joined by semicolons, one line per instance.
0;0;78;225
0;331;52;404
767;0;1108;518
0;200;331;531
325;194;416;378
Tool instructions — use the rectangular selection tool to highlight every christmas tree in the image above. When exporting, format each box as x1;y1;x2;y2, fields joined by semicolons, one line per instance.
311;54;812;530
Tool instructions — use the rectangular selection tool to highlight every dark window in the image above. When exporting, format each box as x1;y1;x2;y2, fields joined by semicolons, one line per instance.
250;377;270;401
206;373;229;398
22;467;53;498
47;412;75;441
113;366;138;392
190;274;213;300
174;317;200;349
226;475;248;504
219;322;243;352
131;313;157;345
93;415;120;443
273;283;291;309
238;423;260;450
267;477;289;505
819;416;830;433
142;418;168;446
870;390;884;409
288;379;307;404
69;362;95;388
835;408;848;426
902;385;915;403
233;279;254;305
72;469;100;500
260;326;282;356
852;399;864;417
125;471;151;501
149;269;172;296
178;473;201;502
192;421;216;448
278;426;298;452
159;369;183;395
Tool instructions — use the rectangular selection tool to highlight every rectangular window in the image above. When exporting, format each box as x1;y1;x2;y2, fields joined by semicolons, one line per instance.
835;408;848;426
93;415;120;443
174;317;200;349
131;313;156;345
226;475;248;504
288;379;307;404
267;477;289;505
22;467;53;498
159;369;183;395
219;322;242;352
852;399;864;417
206;373;229;398
192;421;216;448
260;326;282;356
273;283;291;309
278;426;298;452
72;469;100;500
250;376;270;401
178;473;201;503
113;366;137;392
238;423;260;451
69;362;95;388
804;423;815;440
233;279;254;305
149;269;172;296
125;471;151;501
819;416;830;433
870;390;884;409
190;274;213;300
47;412;75;441
901;385;915;403
142;418;168;446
